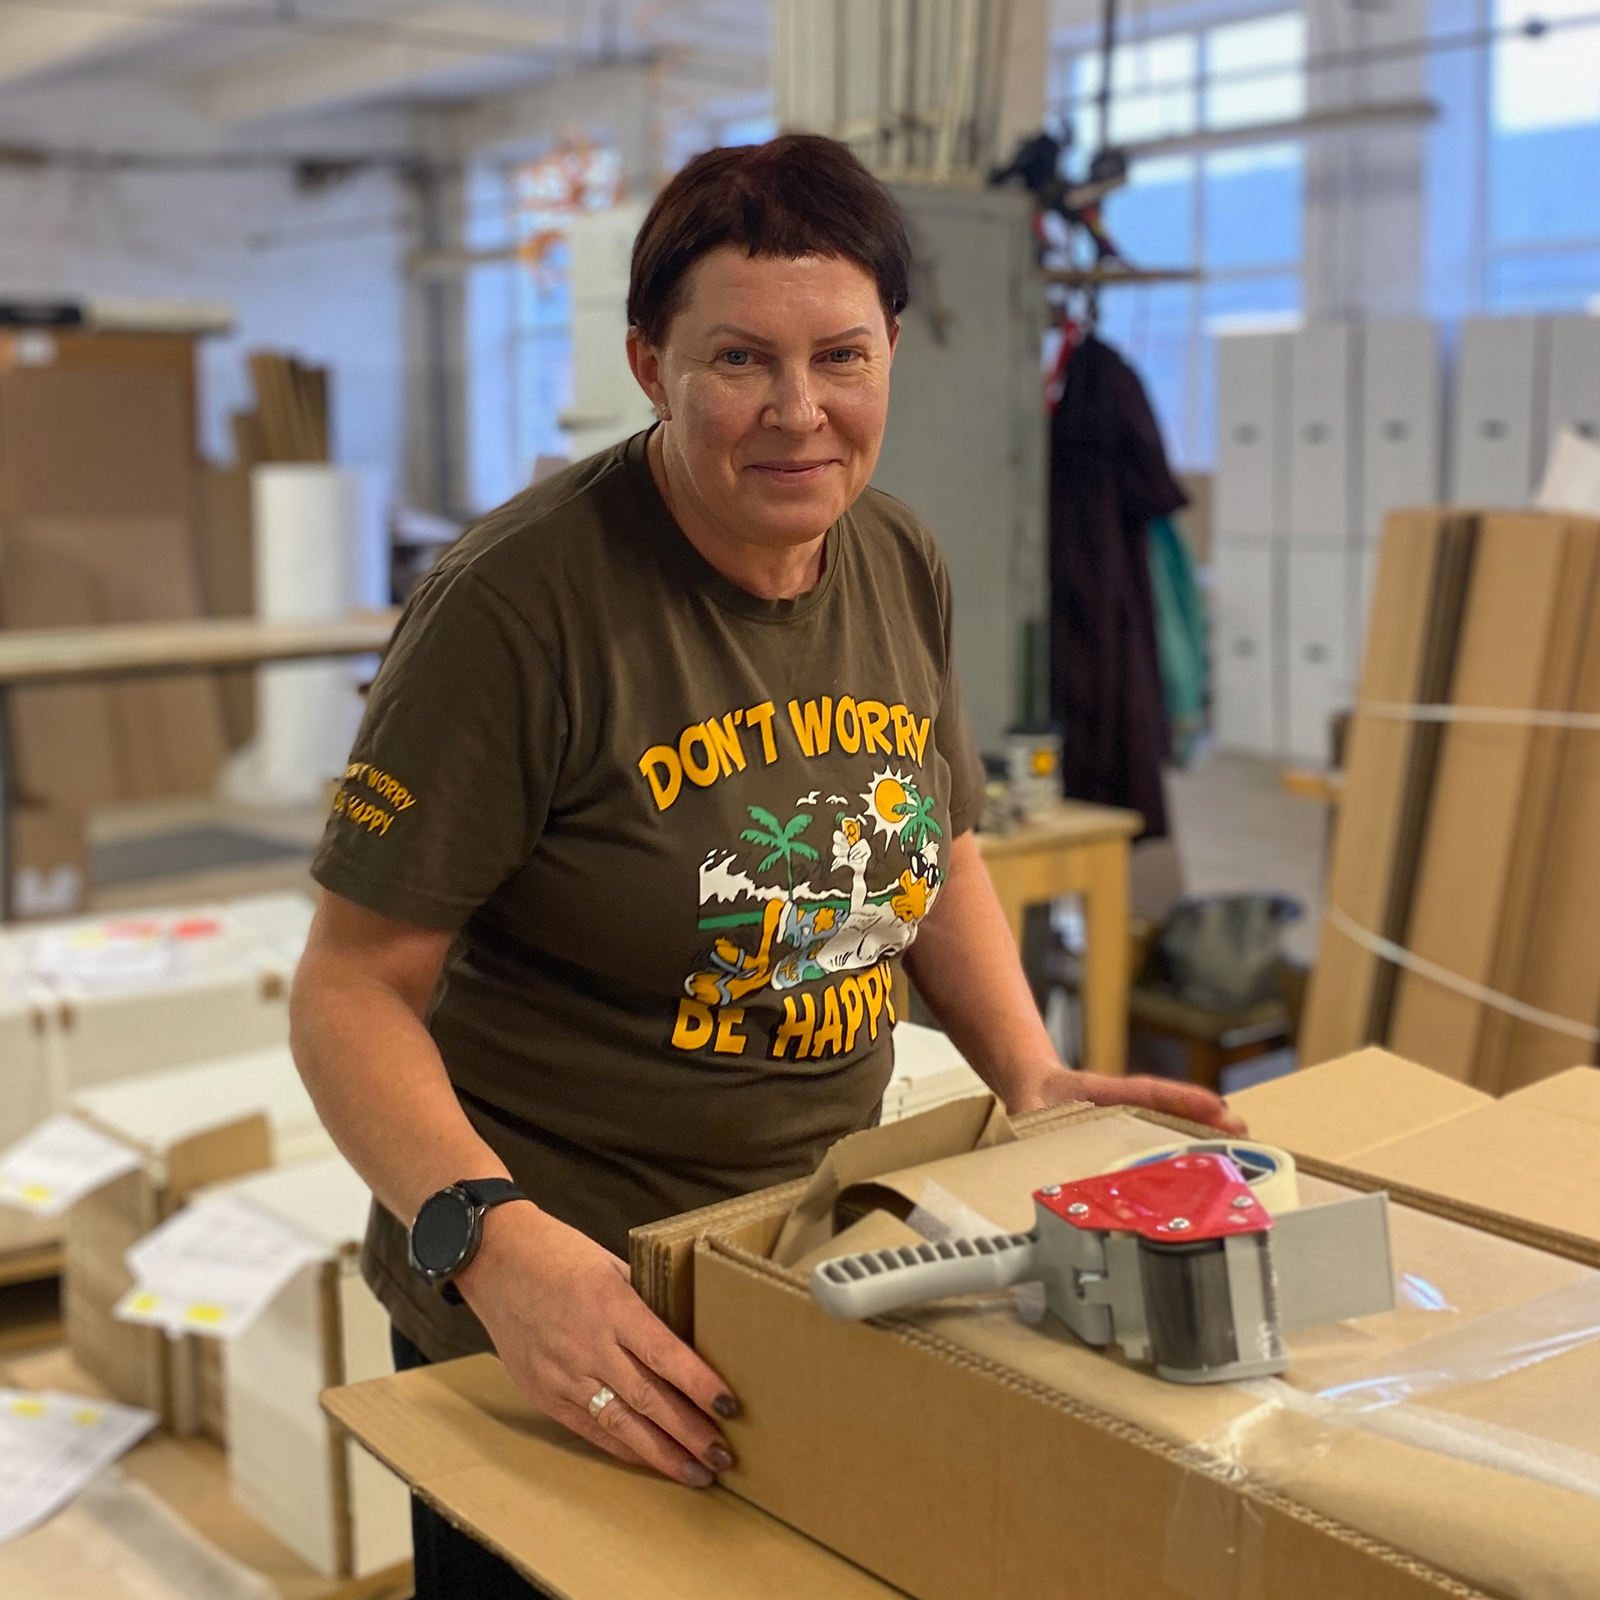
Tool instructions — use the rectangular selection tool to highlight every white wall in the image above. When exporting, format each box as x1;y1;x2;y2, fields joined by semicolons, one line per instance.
0;78;411;486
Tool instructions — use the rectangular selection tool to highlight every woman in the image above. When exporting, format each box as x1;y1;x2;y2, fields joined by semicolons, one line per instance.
291;134;1241;1597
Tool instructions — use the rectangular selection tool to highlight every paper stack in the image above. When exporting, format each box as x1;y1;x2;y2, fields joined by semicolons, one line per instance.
211;1157;411;1578
880;1023;990;1123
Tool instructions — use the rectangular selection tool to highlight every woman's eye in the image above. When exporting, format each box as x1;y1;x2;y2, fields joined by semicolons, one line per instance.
827;348;860;364
721;349;753;367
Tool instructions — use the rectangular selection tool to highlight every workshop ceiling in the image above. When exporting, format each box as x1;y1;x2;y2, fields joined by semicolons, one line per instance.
0;0;771;124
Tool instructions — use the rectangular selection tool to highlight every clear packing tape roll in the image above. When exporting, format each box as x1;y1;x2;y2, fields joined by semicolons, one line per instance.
1163;1272;1600;1600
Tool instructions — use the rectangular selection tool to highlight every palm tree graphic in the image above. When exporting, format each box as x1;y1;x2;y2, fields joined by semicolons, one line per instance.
739;807;819;892
894;787;943;854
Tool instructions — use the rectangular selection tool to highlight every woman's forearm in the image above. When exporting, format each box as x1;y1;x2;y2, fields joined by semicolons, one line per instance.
903;830;1060;1110
289;898;510;1225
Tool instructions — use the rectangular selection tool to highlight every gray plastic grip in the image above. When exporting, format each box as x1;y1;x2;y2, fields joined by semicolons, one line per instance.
809;1231;1041;1321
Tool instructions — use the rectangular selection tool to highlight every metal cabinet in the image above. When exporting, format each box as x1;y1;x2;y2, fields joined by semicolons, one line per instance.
1286;549;1351;764
872;184;1046;754
1546;314;1600;449
1216;333;1288;540
1288;325;1356;544
1451;316;1549;507
1360;319;1441;546
1212;544;1281;756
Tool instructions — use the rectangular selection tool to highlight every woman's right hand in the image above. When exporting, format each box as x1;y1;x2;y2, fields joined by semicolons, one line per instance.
455;1202;739;1488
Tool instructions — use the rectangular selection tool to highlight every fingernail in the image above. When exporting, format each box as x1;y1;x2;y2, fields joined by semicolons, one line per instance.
712;1392;740;1419
707;1443;736;1473
682;1462;714;1488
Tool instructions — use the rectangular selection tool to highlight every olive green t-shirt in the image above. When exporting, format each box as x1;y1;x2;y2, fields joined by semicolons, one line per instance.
312;431;986;1359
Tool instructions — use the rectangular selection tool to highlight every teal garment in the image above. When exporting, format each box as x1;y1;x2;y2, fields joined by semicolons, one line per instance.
1147;516;1208;766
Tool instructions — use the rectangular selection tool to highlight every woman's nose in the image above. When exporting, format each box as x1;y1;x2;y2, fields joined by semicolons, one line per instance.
762;363;823;431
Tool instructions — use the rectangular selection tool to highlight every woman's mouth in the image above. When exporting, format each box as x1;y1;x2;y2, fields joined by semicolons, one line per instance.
748;459;836;483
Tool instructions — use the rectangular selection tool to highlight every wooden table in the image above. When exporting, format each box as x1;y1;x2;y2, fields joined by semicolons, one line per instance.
975;801;1143;1076
0;612;399;920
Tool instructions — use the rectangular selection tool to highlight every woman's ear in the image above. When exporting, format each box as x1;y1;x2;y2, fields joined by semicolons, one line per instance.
626;327;671;420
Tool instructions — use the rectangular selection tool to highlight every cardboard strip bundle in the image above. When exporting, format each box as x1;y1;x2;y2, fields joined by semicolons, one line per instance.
241;352;329;465
1300;507;1600;1088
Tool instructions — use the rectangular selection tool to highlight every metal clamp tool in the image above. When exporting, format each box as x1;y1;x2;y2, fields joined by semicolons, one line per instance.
810;1152;1394;1384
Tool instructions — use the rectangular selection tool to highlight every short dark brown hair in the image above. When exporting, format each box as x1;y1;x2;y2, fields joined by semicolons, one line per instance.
627;134;911;346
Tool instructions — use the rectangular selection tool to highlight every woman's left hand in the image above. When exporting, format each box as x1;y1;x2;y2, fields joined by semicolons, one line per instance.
1007;1064;1247;1135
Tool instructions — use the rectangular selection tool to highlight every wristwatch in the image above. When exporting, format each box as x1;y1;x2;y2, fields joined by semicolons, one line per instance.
407;1178;528;1305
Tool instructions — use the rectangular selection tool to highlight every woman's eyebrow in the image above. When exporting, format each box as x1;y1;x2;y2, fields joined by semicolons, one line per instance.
702;324;873;346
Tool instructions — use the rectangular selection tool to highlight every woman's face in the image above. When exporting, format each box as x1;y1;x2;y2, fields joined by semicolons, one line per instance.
629;246;897;551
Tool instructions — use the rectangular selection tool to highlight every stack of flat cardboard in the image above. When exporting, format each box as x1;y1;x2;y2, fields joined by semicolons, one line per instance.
212;1157;410;1580
881;1022;990;1123
0;327;228;806
1302;507;1600;1090
64;1045;336;1434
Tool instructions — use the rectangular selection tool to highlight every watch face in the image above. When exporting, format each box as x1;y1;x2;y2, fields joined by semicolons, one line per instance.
412;1188;474;1275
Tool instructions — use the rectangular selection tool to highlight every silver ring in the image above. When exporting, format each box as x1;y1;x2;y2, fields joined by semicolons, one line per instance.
588;1385;616;1419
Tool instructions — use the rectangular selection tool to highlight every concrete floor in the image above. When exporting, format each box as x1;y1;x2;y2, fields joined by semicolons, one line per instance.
1165;750;1329;967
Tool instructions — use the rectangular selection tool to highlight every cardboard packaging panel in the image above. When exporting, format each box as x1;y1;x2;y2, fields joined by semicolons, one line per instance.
63;1043;336;1431
324;1357;904;1600
63;1112;271;1431
1299;511;1469;1064
1388;515;1600;1077
213;1157;410;1579
638;1063;1600;1600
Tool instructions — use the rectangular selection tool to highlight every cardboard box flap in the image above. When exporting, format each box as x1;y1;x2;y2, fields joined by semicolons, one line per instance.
1499;1065;1600;1127
1228;1049;1491;1161
1352;1078;1600;1248
834;1111;1188;1238
770;1094;1012;1267
322;1356;904;1599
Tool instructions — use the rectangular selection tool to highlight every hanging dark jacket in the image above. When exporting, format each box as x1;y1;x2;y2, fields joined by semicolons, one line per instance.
1048;333;1186;837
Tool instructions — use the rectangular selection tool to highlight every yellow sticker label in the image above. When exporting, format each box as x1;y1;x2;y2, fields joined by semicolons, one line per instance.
126;1291;161;1315
9;1397;47;1417
72;1407;102;1427
184;1303;227;1326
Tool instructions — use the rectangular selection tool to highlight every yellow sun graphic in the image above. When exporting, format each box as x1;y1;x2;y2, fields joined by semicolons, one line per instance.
861;768;916;841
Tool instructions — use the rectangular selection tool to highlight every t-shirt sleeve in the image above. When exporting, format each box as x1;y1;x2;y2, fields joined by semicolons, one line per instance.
932;558;989;838
312;567;565;930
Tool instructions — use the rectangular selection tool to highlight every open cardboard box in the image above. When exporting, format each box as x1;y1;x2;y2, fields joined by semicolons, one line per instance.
326;1055;1600;1600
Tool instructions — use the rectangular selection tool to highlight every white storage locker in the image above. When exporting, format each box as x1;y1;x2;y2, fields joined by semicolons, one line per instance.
1212;544;1281;756
1286;550;1352;764
1353;546;1381;679
1288;325;1357;544
221;1157;411;1579
1546;314;1600;447
1360;320;1441;545
1450;316;1549;506
1216;334;1288;538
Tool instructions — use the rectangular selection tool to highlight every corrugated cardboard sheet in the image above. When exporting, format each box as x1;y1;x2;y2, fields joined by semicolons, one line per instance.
0;352;228;804
322;1357;902;1600
1301;507;1600;1091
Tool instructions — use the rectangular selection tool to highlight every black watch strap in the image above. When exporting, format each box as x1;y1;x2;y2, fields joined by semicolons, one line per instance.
457;1177;526;1209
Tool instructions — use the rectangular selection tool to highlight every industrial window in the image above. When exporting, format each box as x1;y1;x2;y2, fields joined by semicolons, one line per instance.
1051;8;1307;468
1484;0;1600;310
